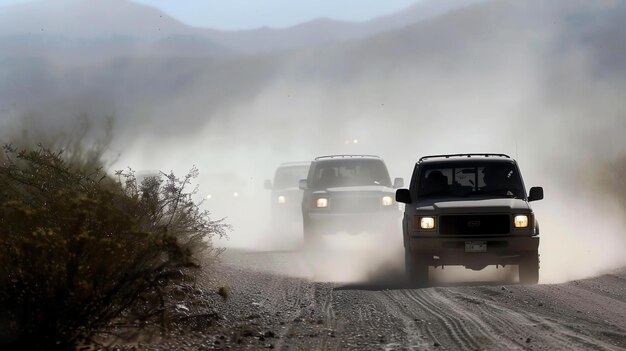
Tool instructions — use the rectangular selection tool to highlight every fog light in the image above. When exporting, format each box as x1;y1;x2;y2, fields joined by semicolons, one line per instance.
419;217;435;230
381;196;393;206
277;195;286;204
514;215;529;228
316;198;328;208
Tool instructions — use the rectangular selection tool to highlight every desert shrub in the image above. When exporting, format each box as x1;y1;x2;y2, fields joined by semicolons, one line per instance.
0;144;228;350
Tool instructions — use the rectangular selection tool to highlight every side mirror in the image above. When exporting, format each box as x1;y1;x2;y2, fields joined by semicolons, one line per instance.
264;179;272;190
528;187;544;202
393;177;404;189
298;179;308;190
395;188;411;204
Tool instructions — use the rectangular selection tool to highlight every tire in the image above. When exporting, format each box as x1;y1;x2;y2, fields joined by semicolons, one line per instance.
519;251;539;284
405;250;429;287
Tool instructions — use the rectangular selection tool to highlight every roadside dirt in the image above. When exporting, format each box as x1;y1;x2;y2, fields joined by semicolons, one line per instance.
113;249;626;350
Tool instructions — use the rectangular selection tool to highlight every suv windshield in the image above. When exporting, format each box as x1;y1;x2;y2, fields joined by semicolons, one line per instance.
309;159;391;188
417;162;524;199
274;165;310;189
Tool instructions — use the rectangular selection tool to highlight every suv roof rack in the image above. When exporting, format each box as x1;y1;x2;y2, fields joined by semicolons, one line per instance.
315;154;380;161
419;153;510;162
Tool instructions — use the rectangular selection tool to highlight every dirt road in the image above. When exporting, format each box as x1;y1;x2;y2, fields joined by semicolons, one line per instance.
140;248;625;351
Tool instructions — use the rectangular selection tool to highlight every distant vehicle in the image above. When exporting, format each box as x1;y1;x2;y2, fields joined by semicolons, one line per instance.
265;162;310;220
300;155;404;246
201;172;248;204
395;154;544;286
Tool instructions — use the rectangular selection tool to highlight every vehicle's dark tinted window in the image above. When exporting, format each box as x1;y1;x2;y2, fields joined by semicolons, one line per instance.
310;159;391;188
274;165;309;189
417;162;524;199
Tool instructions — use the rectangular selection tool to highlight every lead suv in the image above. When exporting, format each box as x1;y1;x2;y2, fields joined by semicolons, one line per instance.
395;154;544;286
300;155;403;246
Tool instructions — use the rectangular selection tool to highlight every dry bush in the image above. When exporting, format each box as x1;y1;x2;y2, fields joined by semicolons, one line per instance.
0;142;228;350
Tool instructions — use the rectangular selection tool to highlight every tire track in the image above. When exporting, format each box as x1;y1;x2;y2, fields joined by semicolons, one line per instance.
444;286;621;350
380;285;622;350
378;290;433;350
422;288;524;350
397;288;484;350
316;286;336;351
403;288;518;350
468;295;621;350
272;282;314;350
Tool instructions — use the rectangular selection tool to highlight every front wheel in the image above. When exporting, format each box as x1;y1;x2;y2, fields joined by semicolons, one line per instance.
519;251;539;284
405;250;429;287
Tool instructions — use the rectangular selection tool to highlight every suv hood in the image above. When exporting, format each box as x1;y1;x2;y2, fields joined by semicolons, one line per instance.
414;198;530;214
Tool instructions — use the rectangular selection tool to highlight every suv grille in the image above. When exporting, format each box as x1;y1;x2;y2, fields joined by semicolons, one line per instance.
332;197;381;213
439;214;510;235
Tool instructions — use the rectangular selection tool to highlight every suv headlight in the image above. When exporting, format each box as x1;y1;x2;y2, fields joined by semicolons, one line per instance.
381;196;393;206
277;195;286;204
513;215;529;228
415;216;436;230
315;198;328;208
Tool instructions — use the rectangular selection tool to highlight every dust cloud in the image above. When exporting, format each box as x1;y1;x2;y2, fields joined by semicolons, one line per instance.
133;56;625;285
209;26;622;284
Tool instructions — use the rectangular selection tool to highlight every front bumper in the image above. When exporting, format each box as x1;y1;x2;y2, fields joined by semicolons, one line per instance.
408;236;539;266
306;211;401;234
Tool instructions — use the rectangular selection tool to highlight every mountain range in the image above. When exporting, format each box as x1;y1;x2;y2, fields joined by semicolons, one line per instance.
0;0;486;58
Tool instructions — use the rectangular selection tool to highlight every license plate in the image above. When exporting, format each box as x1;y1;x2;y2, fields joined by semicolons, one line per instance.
465;241;487;253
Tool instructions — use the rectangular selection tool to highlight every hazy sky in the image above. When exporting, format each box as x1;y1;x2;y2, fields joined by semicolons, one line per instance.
0;0;421;30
